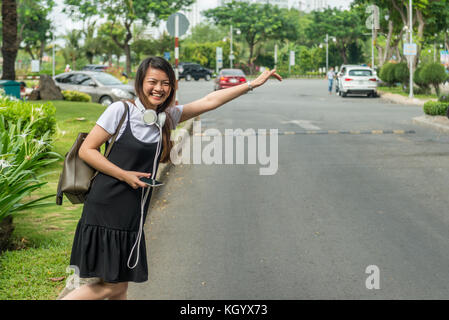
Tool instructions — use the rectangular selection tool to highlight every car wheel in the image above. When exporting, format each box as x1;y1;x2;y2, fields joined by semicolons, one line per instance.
194;77;199;81
341;92;347;97
100;96;113;106
205;74;211;81
185;74;192;81
338;90;342;96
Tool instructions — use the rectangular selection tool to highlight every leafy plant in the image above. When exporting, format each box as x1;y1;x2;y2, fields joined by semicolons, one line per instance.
420;63;447;97
423;100;449;116
0;96;56;138
61;90;92;102
0;115;62;223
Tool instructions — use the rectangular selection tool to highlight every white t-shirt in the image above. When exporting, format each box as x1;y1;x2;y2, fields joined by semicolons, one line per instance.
96;99;184;143
327;71;335;80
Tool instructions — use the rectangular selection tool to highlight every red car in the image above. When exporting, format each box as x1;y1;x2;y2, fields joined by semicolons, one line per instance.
214;68;247;90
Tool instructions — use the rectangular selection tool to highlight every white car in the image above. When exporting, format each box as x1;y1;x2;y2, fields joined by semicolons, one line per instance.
338;66;378;97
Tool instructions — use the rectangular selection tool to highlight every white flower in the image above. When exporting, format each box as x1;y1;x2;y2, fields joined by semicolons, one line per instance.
0;159;12;169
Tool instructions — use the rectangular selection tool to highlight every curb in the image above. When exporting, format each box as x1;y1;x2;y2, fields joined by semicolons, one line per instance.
412;115;449;133
378;90;431;106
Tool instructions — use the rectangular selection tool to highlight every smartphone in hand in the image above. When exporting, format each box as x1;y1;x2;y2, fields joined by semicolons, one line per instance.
139;177;164;187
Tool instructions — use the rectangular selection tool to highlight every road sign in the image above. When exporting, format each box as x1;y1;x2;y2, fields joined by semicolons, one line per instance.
167;12;189;37
164;52;171;61
403;43;417;56
365;4;380;29
216;47;223;70
289;51;295;66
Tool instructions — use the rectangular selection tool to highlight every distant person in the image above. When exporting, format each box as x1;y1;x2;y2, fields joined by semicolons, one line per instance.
65;64;71;72
326;67;335;95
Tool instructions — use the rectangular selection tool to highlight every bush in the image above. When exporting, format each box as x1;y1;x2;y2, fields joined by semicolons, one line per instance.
0;115;61;225
420;62;447;96
62;90;92;102
413;66;431;94
0;96;56;138
379;62;396;86
394;62;409;87
423;100;449;116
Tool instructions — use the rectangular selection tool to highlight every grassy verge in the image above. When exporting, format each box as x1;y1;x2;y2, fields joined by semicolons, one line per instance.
377;85;438;100
0;100;106;300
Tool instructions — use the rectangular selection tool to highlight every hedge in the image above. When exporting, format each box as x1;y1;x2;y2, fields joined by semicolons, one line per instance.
62;90;92;102
423;100;449;116
0;95;56;138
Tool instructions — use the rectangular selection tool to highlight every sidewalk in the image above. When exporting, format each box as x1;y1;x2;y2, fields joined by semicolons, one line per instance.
378;89;449;132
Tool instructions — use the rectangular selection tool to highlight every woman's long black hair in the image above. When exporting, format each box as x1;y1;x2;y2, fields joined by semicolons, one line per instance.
134;56;176;163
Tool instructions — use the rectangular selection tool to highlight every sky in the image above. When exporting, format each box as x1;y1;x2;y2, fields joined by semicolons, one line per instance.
51;0;354;38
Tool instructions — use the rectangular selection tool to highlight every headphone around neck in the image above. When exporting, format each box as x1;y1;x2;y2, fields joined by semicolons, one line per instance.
135;99;166;128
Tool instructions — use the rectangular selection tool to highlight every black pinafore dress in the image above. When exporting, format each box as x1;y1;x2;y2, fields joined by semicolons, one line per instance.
70;106;161;283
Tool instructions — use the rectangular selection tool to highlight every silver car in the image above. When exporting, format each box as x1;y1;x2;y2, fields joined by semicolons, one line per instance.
338;66;378;97
54;71;135;106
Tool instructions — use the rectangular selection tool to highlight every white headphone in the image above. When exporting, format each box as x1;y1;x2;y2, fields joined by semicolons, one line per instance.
128;99;167;270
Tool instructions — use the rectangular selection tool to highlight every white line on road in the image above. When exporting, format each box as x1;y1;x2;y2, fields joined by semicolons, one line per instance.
281;120;321;130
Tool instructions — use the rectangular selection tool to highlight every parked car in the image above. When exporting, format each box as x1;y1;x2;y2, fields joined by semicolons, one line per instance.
214;69;247;90
82;64;109;72
335;64;360;93
54;71;136;106
177;62;213;81
337;66;378;97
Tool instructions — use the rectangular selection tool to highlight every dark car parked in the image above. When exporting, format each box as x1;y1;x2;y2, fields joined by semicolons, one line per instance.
177;62;213;81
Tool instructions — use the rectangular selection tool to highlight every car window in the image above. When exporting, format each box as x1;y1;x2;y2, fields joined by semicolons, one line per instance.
90;72;123;85
55;74;74;83
348;69;372;76
222;70;245;76
79;77;95;86
71;74;91;85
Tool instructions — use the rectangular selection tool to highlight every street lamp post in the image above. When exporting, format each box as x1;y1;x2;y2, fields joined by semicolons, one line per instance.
409;0;413;99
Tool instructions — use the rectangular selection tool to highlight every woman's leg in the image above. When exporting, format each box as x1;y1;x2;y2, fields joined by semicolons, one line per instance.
61;280;128;300
108;282;128;300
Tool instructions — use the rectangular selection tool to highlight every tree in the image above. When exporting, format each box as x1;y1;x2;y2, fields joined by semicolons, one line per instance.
204;2;298;72
17;0;55;63
2;0;18;80
64;0;195;74
61;29;82;70
305;8;366;65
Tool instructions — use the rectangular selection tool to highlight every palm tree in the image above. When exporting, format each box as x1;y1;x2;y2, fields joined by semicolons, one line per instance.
62;30;82;70
1;0;18;80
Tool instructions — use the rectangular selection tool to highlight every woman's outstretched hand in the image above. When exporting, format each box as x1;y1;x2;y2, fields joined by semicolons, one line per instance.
251;68;283;89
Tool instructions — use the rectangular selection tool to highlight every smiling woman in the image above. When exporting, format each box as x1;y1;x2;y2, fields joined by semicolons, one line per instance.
61;56;281;300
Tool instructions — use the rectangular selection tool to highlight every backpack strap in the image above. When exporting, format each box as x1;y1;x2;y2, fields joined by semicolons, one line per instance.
91;101;129;181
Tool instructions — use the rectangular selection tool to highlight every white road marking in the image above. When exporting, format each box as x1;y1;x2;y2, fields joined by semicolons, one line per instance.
281;120;321;130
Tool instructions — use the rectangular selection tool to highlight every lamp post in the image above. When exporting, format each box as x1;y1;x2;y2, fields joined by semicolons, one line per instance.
324;34;336;72
229;25;240;69
409;0;413;99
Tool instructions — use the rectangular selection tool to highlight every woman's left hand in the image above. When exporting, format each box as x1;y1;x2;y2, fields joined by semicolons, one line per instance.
251;68;283;89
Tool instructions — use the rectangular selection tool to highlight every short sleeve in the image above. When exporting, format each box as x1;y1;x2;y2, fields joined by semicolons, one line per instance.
96;101;128;135
167;105;183;128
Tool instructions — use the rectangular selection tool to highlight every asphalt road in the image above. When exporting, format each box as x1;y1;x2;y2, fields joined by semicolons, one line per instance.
129;79;449;299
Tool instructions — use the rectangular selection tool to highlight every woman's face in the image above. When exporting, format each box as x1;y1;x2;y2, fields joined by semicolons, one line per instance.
142;67;171;108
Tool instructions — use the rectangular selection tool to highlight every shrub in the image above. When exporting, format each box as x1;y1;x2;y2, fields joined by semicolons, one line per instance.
0;115;62;224
62;90;92;102
423;100;449;116
420;62;447;96
0;96;56;138
394;62;409;87
413;66;431;94
379;62;396;86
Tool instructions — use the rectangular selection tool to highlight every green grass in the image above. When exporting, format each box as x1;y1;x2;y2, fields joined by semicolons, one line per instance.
377;85;438;100
0;100;107;300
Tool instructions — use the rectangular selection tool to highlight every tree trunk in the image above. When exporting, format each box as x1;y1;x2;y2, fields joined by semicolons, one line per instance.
1;0;18;80
0;216;14;253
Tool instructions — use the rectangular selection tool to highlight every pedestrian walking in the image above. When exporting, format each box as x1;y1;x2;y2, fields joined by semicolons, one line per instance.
326;67;335;95
61;56;282;300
